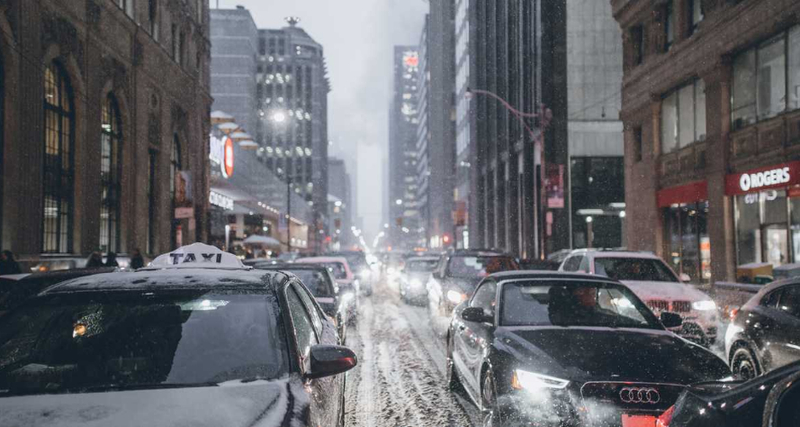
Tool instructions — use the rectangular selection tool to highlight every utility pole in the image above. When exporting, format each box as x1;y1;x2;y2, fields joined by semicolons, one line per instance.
287;177;292;253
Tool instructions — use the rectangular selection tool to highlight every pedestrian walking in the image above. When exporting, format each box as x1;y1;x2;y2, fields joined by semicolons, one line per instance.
130;248;145;269
0;250;22;275
85;252;104;268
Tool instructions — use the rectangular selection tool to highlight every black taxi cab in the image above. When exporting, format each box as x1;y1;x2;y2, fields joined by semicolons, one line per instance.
0;243;356;427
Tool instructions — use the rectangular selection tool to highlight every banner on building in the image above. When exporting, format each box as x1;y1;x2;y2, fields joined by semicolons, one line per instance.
546;164;565;209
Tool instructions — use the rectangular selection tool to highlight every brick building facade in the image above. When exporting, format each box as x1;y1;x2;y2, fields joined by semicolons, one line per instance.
0;0;212;266
612;0;800;284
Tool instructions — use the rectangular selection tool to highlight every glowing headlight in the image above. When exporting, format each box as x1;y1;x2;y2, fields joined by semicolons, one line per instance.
446;290;466;304
511;370;569;391
409;279;422;288
692;300;717;311
360;269;372;280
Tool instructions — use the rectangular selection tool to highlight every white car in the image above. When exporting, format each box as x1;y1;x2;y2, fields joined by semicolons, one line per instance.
559;250;719;345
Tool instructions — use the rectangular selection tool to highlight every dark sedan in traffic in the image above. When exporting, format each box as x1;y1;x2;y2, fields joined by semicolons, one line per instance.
659;361;800;426
725;277;800;380
446;271;731;427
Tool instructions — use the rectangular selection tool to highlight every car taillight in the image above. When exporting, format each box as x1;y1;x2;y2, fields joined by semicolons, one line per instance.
656;405;675;427
729;307;739;322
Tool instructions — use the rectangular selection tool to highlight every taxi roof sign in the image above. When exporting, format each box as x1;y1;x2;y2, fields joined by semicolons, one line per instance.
144;243;248;270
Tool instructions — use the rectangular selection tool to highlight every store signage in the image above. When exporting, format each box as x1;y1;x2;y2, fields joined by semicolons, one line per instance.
210;191;234;211
209;134;234;178
726;161;800;196
175;207;194;219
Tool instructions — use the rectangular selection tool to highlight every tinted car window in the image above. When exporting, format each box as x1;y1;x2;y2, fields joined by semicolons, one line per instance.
762;289;783;308
293;283;323;335
562;256;582;272
0;291;289;395
289;270;333;297
322;263;347;280
779;285;800;318
286;287;318;357
500;281;660;329
406;259;439;272
447;256;519;278
470;281;497;315
594;257;678;282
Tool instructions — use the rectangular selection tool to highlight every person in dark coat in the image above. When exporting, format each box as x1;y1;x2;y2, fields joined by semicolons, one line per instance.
0;250;22;275
85;252;104;268
105;252;119;267
130;248;145;270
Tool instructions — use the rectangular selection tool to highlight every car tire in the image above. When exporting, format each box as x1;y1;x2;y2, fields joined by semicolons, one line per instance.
731;346;760;381
481;367;503;427
446;335;463;392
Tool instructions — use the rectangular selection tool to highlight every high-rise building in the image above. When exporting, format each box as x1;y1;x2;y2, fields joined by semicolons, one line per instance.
454;0;472;248
256;19;330;250
566;0;624;249
327;157;353;249
416;2;457;250
389;46;423;249
466;1;569;259
210;7;258;135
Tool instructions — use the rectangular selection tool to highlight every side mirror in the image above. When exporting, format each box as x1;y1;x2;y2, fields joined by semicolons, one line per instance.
679;273;691;282
305;345;358;379
661;312;683;329
461;306;492;324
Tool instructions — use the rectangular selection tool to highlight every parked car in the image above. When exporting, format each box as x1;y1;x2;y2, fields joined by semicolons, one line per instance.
559;249;719;345
254;262;357;340
0;244;357;427
657;361;800;426
399;256;439;304
329;251;373;296
725;277;800;380
427;250;519;319
446;271;730;427
297;256;361;302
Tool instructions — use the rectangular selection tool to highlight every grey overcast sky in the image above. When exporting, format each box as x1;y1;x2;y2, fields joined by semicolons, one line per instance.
213;0;428;238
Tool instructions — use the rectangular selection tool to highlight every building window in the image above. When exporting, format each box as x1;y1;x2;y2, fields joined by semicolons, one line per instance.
172;24;183;64
688;0;703;35
117;0;134;17
631;25;645;66
196;0;203;23
733;26;800;130
661;79;706;154
735;190;791;270
170;135;181;248
665;202;710;284
149;0;159;41
664;0;675;52
42;62;75;253
633;126;643;162
100;95;122;253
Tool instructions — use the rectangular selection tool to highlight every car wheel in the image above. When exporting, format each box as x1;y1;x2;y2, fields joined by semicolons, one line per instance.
731;346;760;380
481;367;502;427
446;335;463;392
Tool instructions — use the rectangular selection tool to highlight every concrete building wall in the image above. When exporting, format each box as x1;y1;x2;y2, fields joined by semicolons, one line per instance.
0;0;211;264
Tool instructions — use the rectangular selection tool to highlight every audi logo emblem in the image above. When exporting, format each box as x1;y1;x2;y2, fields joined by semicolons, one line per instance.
619;387;661;404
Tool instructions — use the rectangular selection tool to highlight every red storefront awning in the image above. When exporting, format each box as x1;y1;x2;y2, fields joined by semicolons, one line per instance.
725;161;800;196
657;181;708;208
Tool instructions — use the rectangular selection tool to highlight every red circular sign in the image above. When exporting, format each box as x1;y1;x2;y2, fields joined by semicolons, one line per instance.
223;137;234;178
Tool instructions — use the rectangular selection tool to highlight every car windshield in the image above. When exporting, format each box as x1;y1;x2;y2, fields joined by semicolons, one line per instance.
447;256;519;278
594;257;678;282
500;281;661;329
0;290;289;396
322;263;348;280
406;259;438;272
287;269;333;297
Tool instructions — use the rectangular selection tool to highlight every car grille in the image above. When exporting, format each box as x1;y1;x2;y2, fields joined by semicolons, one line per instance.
646;299;670;312
580;382;684;415
671;301;691;313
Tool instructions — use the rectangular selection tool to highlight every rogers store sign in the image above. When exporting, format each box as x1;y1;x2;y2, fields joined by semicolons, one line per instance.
726;161;800;195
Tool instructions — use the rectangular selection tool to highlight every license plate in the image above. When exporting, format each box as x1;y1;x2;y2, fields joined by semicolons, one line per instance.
621;414;658;427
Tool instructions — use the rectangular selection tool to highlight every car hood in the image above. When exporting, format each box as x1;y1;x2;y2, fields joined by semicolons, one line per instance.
0;378;307;427
619;280;711;302
495;327;729;384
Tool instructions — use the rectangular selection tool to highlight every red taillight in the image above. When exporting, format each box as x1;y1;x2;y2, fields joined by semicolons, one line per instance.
729;307;739;322
656;405;675;427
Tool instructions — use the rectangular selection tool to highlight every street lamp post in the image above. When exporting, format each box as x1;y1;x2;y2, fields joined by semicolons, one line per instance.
465;88;552;259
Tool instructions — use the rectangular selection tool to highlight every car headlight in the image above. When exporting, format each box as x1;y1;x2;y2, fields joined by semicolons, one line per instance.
692;300;717;311
409;279;422;289
446;290;466;304
511;370;569;391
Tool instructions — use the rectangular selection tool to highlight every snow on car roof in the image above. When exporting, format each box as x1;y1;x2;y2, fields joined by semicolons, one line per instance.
40;268;282;294
295;256;349;265
578;250;659;259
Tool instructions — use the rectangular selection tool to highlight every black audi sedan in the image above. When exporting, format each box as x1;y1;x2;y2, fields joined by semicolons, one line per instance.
445;271;730;427
658;361;800;427
725;277;800;380
0;244;357;427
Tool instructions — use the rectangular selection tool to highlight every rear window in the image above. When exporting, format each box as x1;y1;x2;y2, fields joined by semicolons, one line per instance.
447;256;519;278
287;270;333;297
594;257;678;282
406;259;438;272
322;263;347;280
